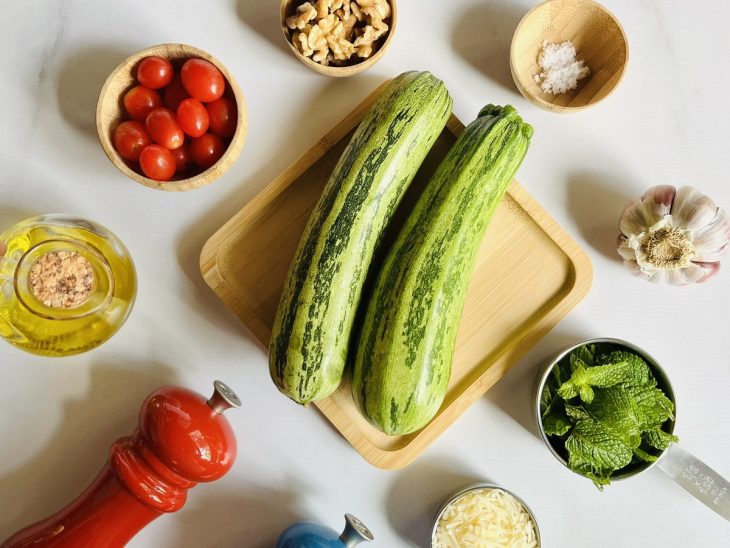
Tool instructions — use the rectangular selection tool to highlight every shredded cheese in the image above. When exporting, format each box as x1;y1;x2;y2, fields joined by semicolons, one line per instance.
433;488;538;548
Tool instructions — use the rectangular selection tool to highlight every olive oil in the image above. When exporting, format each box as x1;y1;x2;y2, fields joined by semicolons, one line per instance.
0;215;136;357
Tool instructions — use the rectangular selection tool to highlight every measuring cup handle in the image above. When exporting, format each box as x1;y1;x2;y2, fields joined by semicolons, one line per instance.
657;443;730;521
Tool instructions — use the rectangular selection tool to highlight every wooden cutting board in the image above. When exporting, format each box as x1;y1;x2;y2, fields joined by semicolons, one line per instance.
200;81;593;469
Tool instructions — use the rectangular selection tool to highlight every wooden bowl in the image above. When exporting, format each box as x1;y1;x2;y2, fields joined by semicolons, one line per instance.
96;44;248;191
280;0;397;77
510;0;628;113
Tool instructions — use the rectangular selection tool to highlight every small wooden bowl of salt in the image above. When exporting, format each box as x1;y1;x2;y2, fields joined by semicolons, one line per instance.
510;0;628;113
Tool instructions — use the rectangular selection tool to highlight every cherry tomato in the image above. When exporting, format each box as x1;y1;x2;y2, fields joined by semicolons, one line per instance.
113;121;151;161
206;97;237;139
139;145;176;181
171;143;192;173
145;108;185;150
190;133;225;169
176;98;209;138
181;59;225;103
137;56;173;89
124;85;162;122
163;74;190;110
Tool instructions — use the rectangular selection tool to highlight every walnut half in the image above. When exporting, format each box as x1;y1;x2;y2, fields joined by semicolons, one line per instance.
286;2;317;30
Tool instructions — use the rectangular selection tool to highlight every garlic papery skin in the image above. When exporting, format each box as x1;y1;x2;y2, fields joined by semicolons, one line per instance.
617;185;730;285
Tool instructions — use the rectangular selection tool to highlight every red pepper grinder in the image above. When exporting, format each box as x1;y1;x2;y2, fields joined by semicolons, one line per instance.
2;380;241;548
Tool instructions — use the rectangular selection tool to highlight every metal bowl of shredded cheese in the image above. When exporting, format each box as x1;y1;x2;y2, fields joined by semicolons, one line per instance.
431;483;540;548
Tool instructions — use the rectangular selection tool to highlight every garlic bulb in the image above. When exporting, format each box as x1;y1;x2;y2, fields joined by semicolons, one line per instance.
617;185;730;285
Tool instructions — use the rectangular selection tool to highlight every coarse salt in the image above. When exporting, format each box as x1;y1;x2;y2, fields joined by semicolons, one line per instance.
534;40;590;95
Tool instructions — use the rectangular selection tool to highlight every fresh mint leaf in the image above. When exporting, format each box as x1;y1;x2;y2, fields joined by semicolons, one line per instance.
569;457;612;489
565;404;591;421
573;344;595;368
569;353;589;373
552;361;566;386
594;350;615;366
556;347;658;405
558;360;634;403
542;400;572;436
565;419;633;485
642;428;679;450
558;380;579;400
557;356;587;400
557;357;584;400
542;368;572;436
596;350;655;387
541;362;567;415
580;362;635;387
633;446;659;463
586;386;642;442
628;384;675;428
540;381;554;416
541;363;562;414
579;384;594;403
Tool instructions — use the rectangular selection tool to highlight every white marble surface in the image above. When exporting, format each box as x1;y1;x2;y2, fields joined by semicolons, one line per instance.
0;0;728;546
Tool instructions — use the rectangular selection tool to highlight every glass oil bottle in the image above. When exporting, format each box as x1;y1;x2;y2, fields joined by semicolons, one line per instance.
0;214;136;357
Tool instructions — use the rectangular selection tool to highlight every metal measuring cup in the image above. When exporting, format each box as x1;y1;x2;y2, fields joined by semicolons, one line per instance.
535;337;729;521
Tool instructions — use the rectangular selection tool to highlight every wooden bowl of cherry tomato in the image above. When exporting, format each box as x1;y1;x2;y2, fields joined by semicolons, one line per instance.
96;44;247;191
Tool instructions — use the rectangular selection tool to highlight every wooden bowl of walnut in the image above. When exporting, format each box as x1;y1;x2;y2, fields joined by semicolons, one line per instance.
280;0;397;77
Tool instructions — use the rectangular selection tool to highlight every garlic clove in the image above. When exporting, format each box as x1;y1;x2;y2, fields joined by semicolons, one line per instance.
666;269;685;285
642;270;669;284
648;266;694;285
666;264;699;286
619;185;675;236
694;261;721;283
622;258;652;280
628;260;720;286
616;235;636;261
649;268;668;284
671;186;717;232
691;207;730;262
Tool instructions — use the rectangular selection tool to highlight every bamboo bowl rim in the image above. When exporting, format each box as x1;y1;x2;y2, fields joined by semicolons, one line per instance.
510;0;628;113
96;43;248;192
279;0;397;77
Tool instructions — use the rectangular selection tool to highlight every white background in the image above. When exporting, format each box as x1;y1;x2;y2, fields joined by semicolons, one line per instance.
0;0;728;546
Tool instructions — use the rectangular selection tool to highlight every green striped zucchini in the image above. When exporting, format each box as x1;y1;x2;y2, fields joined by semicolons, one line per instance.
269;71;453;405
352;104;533;435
